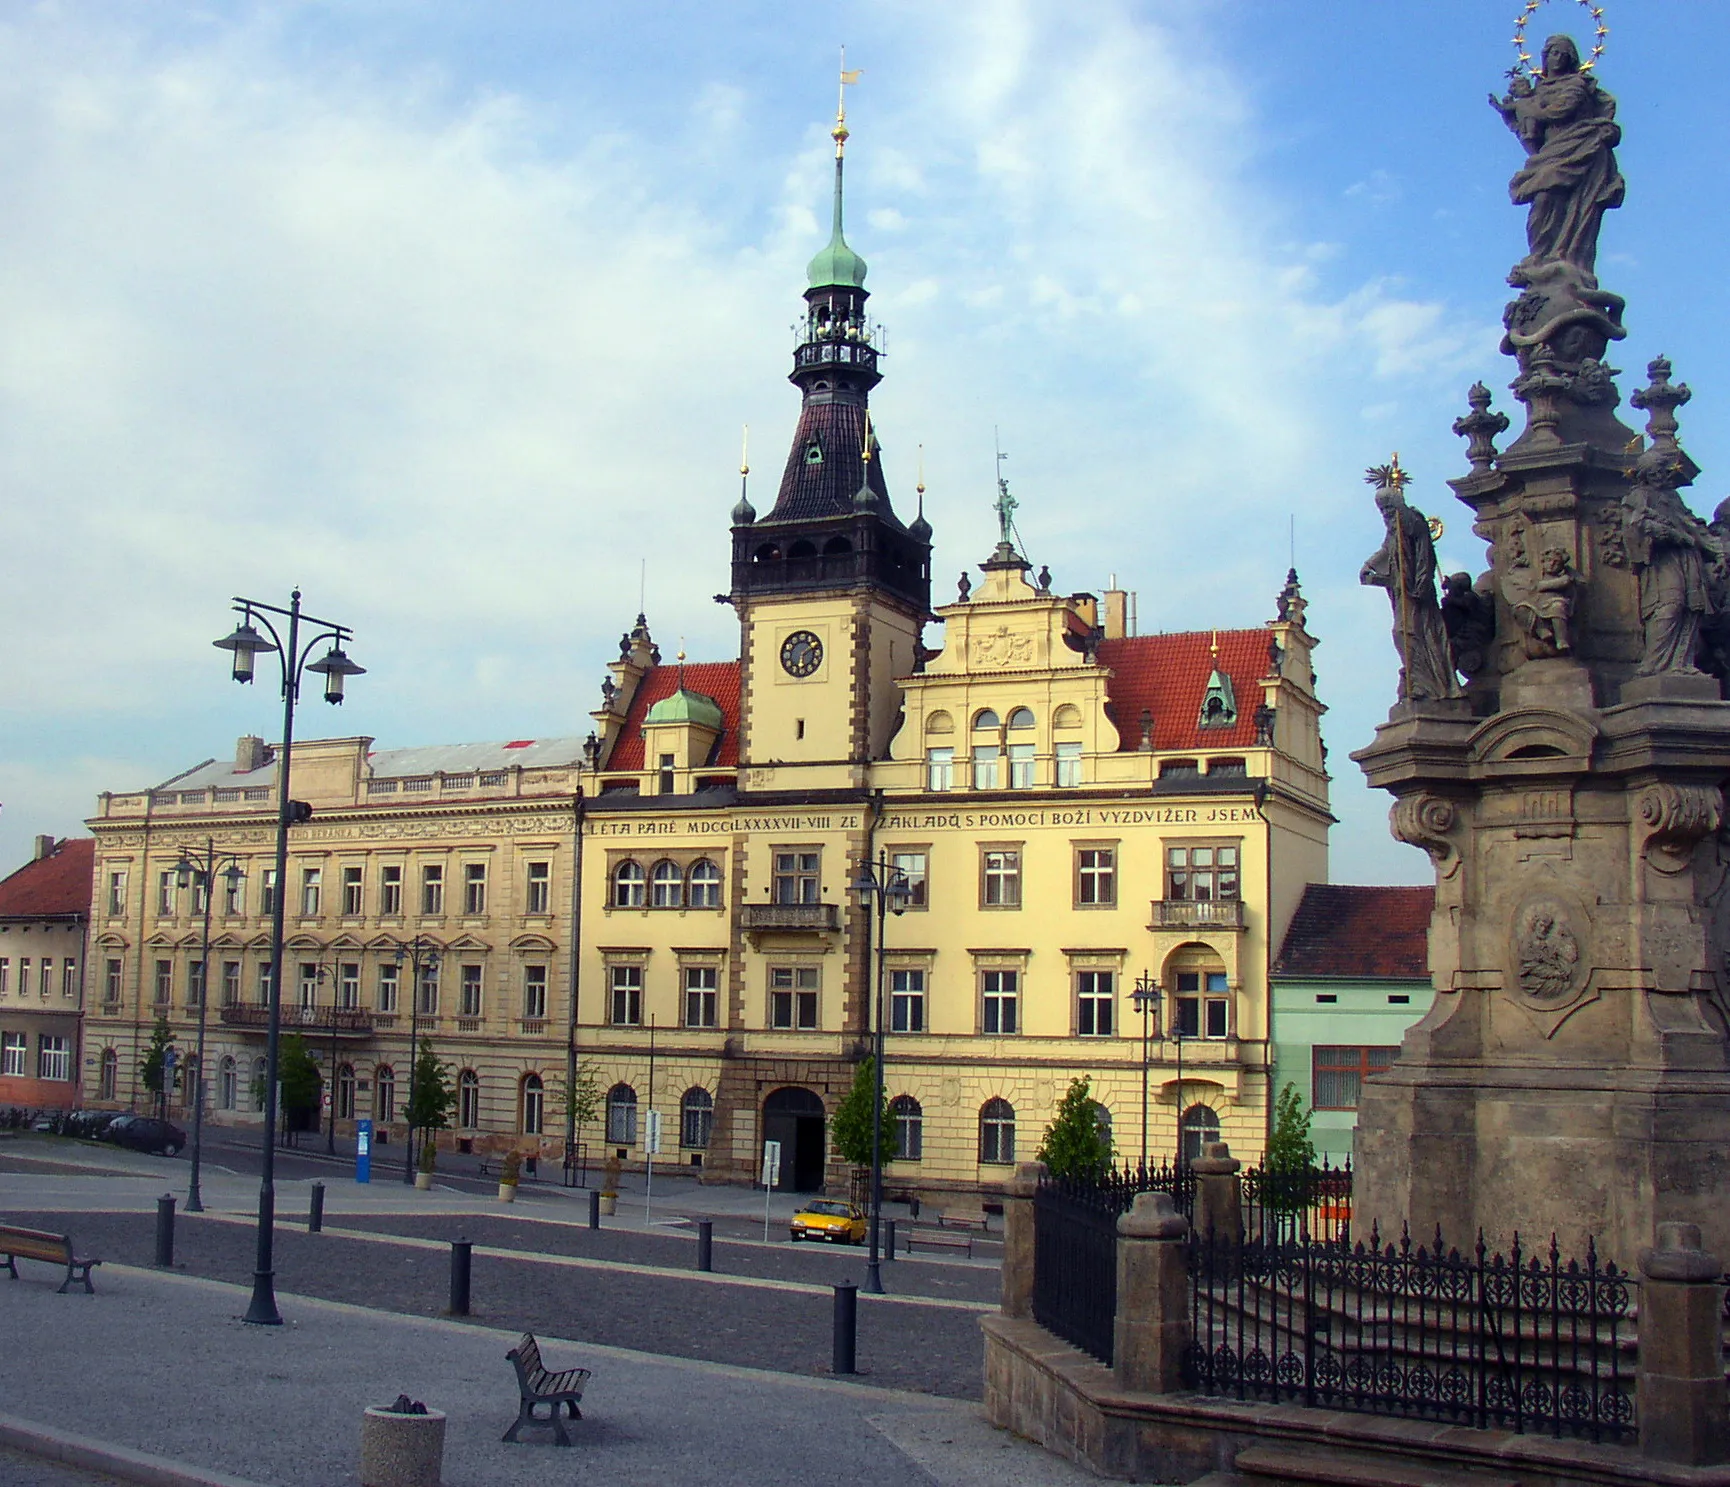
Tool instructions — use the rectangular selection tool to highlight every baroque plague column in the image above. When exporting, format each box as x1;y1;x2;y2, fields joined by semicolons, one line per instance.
1352;28;1730;1262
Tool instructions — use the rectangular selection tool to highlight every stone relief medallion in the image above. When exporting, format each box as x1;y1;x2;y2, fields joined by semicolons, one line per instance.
972;627;1034;668
1509;896;1585;1006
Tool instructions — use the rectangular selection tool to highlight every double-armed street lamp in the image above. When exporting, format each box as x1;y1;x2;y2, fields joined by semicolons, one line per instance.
213;589;363;1327
396;935;443;1185
851;854;914;1296
171;840;246;1215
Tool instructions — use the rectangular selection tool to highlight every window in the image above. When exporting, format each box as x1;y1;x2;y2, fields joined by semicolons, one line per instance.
38;958;51;997
0;958;8;996
59;958;77;999
17;959;28;999
612;860;646;908
416;964;439;1017
1312;1046;1400;1110
157;871;175;916
376;1066;396;1123
891;851;928;909
971;743;1001;790
979;1098;1016;1164
463;863;487;915
680;1087;713;1148
926;747;954;790
187;958;205;1008
297;962;322;1009
108;871;127;916
609;964;643;1026
342;866;363;916
982;969;1020;1034
772;851;820;905
687;859;722;909
891;1095;923;1160
650;860;683;908
380;866;403;916
1166;844;1240;901
1174;969;1231;1039
526;861;551;914
1076;847;1116;906
890;969;926;1033
261;869;278;916
222;962;241;1006
37;1036;71;1081
684;966;718;1028
769;966;819;1029
1076;969;1115;1036
606;1083;638;1145
377;963;399;1013
105;958;122;1003
1056;742;1082;787
336;1064;355;1120
218;1056;236;1110
300;868;322;916
973;709;1001;731
1008;743;1035;789
256;962;274;1005
0;1034;23;1076
1181;1104;1221;1163
522;1073;544;1135
223;871;243;916
458;1069;480;1129
422;865;444;915
338;962;360;1010
1007;706;1036;731
981;848;1021;908
523;965;547;1020
154;959;172;1004
658;753;676;795
459;963;483;1017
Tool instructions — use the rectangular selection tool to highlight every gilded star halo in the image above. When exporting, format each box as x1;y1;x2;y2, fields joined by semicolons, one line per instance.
1512;0;1609;82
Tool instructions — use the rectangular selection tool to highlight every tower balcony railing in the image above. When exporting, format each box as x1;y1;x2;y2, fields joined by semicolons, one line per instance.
1148;898;1246;932
739;903;840;933
794;341;878;373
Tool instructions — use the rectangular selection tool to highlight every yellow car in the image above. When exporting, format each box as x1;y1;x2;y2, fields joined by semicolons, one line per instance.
789;1199;867;1244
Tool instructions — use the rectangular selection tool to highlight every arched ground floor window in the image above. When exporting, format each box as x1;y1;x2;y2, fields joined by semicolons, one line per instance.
606;1083;637;1146
522;1073;545;1135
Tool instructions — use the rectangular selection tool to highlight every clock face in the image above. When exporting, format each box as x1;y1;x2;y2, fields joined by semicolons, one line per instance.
780;630;824;678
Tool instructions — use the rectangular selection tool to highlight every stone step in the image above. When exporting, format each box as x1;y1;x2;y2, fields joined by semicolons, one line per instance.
1184;1475;1255;1487
1232;1445;1519;1487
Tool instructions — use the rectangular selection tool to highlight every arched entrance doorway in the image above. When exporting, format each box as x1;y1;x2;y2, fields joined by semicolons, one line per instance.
762;1086;826;1191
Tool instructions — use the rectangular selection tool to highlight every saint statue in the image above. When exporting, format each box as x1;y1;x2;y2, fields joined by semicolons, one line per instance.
1490;35;1625;276
1360;467;1463;704
1622;448;1716;676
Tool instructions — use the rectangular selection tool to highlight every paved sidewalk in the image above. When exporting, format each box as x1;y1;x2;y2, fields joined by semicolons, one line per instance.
0;1265;1093;1487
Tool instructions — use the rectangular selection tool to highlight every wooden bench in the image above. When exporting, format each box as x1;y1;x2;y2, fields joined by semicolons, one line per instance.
905;1227;973;1258
936;1210;989;1233
502;1332;591;1446
0;1224;100;1294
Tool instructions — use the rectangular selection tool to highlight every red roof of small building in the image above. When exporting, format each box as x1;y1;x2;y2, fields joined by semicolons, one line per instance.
0;838;95;920
1273;884;1434;980
605;662;743;773
1096;629;1270;753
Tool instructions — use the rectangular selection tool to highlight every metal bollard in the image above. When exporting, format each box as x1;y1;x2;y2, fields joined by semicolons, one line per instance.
884;1218;896;1261
696;1218;713;1272
308;1181;325;1233
832;1281;857;1376
154;1193;176;1269
449;1237;472;1316
589;1188;601;1230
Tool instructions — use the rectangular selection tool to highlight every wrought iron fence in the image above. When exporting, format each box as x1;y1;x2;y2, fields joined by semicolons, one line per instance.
1241;1157;1353;1244
1186;1224;1635;1443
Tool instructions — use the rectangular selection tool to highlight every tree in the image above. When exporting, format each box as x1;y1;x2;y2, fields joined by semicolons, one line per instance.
830;1056;898;1168
1037;1076;1113;1181
139;1016;174;1113
407;1038;454;1133
278;1034;321;1119
550;1058;603;1143
1263;1082;1316;1216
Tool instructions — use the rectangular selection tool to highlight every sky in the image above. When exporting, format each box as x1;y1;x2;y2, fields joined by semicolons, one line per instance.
1;1;1726;884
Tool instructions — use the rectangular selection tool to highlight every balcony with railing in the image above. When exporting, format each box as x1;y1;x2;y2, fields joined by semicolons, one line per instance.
1148;897;1246;932
739;902;840;934
220;1005;375;1037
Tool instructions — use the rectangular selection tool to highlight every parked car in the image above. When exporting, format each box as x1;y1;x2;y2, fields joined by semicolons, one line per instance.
106;1115;186;1156
789;1199;866;1244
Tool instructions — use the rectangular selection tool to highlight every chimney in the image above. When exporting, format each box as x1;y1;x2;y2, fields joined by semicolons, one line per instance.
236;736;270;772
33;834;57;860
1102;588;1130;641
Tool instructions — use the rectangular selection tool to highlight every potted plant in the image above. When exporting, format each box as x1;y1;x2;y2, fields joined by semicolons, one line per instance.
498;1148;521;1203
598;1153;621;1216
415;1139;436;1191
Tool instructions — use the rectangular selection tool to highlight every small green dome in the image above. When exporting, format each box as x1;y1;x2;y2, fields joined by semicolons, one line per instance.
645;689;724;731
807;230;868;290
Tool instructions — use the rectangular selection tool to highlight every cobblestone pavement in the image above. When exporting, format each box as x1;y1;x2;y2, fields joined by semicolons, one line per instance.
8;1209;987;1399
0;1444;127;1486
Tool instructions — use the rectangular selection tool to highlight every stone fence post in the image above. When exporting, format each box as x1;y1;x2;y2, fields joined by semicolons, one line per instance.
1190;1141;1242;1242
1114;1190;1190;1394
1638;1222;1729;1465
1000;1161;1045;1319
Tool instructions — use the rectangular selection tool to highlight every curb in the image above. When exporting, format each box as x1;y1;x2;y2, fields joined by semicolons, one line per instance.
0;1412;269;1487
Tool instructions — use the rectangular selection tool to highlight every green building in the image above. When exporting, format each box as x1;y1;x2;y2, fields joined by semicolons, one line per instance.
1270;885;1433;1162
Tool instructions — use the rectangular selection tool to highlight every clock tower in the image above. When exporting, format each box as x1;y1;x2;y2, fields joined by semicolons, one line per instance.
729;93;932;789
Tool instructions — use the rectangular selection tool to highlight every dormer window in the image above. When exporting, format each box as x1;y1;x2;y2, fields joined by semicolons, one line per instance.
804;440;824;465
1198;669;1238;729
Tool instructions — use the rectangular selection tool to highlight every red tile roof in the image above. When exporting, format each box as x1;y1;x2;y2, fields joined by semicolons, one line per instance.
1096;629;1270;753
0;838;95;920
1273;884;1434;980
605;662;743;773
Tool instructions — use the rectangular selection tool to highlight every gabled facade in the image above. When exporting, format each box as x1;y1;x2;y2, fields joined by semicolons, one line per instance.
0;836;93;1109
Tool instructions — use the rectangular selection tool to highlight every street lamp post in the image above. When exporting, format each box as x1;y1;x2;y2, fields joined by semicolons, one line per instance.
172;840;246;1214
397;936;442;1184
850;853;912;1296
212;589;363;1326
1130;972;1161;1173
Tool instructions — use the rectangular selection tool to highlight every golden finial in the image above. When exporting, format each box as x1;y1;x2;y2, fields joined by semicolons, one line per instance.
834;46;862;157
1210;629;1220;662
916;442;925;497
740;423;749;477
861;408;873;464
